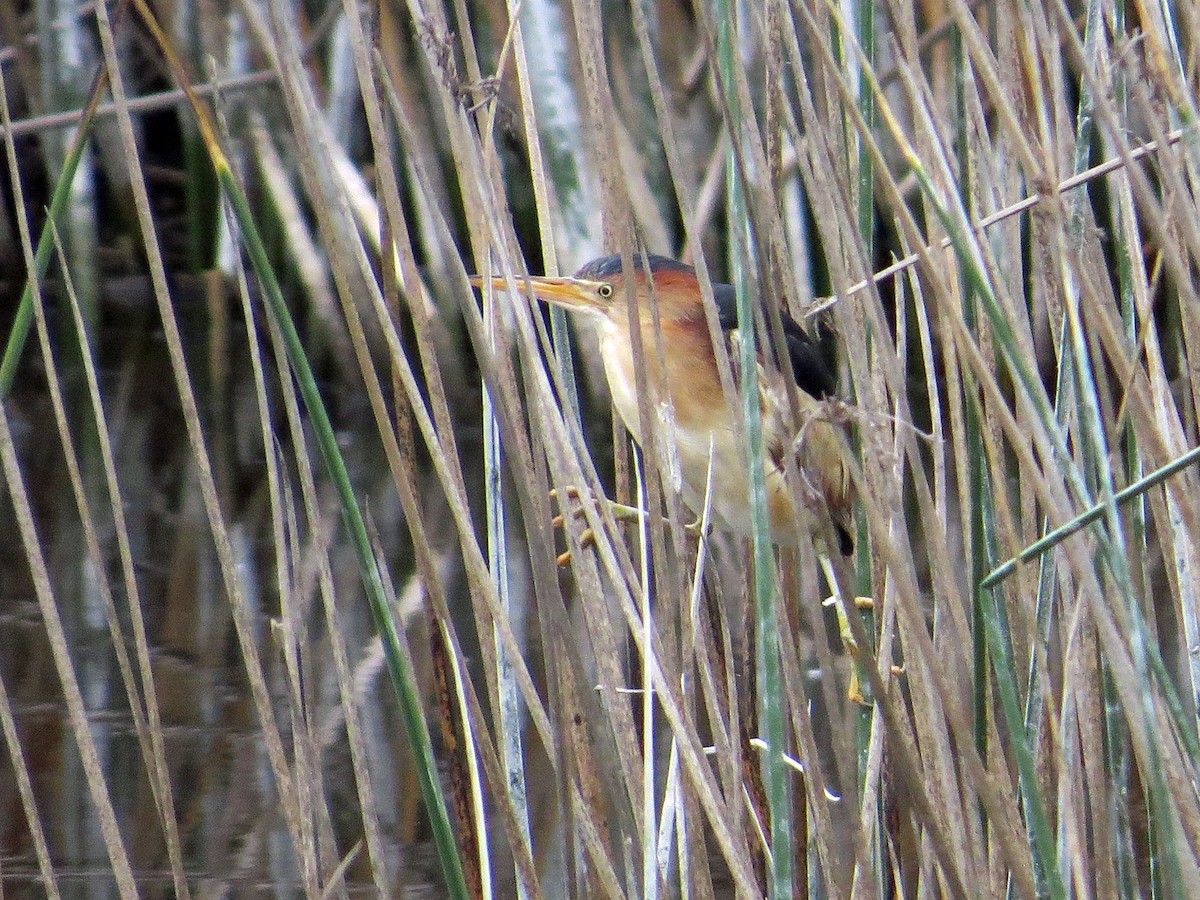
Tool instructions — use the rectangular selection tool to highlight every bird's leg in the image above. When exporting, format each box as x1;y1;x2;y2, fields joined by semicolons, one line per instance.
819;554;878;704
549;487;644;566
828;595;877;704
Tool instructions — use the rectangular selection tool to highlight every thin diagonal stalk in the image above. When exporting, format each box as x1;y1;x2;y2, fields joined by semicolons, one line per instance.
983;444;1200;591
0;410;139;899
0;55;111;397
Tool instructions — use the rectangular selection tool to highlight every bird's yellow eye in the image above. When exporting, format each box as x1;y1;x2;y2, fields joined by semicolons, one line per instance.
598;283;614;298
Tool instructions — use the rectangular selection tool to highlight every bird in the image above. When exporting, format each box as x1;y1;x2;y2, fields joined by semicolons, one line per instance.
470;254;852;556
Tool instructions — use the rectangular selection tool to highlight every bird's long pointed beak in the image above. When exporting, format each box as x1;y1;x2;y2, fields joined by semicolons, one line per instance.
468;275;611;313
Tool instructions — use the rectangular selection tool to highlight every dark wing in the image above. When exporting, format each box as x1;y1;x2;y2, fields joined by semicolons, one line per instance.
714;281;852;556
712;283;837;399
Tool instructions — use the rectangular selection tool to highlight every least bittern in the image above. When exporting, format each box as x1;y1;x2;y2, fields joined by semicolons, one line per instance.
471;254;852;555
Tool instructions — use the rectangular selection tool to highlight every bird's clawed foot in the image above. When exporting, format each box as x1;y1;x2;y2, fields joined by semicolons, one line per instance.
826;595;888;704
549;488;709;565
549;487;644;567
683;516;711;540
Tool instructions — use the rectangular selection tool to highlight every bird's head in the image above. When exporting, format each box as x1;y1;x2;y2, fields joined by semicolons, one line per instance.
469;254;704;325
